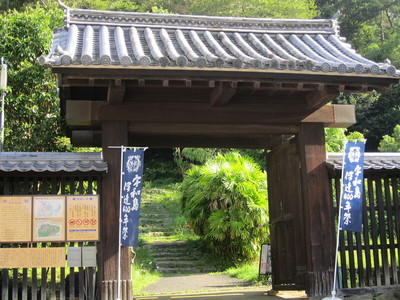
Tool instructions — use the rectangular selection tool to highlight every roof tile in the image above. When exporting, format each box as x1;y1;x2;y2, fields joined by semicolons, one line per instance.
40;5;399;77
0;152;107;173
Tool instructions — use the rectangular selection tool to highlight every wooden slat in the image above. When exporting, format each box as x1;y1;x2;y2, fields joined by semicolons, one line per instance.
60;266;66;300
69;267;75;299
2;264;9;300
391;175;400;285
32;267;38;299
12;268;18;299
384;177;398;284
376;179;390;285
347;231;356;287
361;182;373;286
41;267;47;300
333;176;348;288
78;179;84;194
368;178;381;286
79;266;84;299
355;232;364;287
51;263;56;299
22;268;28;300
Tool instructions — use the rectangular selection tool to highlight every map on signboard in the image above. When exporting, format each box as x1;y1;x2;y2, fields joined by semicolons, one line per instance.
34;198;63;218
33;196;65;242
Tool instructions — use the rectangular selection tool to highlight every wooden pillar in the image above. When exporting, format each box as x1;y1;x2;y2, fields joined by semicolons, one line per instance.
298;123;335;297
99;121;132;299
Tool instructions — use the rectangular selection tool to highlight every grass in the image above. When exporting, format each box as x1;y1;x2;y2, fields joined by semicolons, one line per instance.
219;260;271;286
132;244;162;294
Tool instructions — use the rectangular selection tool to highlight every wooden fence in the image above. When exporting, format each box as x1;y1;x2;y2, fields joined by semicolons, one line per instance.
0;173;102;300
329;172;400;294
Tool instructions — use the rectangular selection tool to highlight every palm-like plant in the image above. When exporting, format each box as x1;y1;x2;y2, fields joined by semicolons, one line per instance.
181;152;269;261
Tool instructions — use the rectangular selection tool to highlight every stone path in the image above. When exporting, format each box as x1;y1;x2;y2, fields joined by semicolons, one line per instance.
140;273;252;295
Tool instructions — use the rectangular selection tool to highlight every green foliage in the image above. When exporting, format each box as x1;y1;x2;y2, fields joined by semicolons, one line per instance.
325;128;347;152
63;0;143;11
317;0;400;67
378;124;400;152
0;2;69;151
325;128;365;152
0;0;35;11
181;152;269;262
333;85;400;151
144;149;181;183
136;0;317;18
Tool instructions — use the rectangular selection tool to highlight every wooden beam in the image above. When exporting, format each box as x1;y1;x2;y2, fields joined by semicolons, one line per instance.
128;123;300;135
306;88;339;109
301;104;356;127
107;80;126;105
297;124;335;297
70;129;286;149
100;121;131;294
92;101;312;125
66;100;92;126
210;81;237;107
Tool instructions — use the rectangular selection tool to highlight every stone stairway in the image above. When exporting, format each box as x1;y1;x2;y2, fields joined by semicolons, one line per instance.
139;189;216;274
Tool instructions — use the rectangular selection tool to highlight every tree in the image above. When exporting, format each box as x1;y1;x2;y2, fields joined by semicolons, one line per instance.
63;0;142;11
0;2;68;151
325;128;365;152
137;0;317;18
181;152;269;261
316;0;400;55
378;124;400;152
0;0;36;11
333;85;400;151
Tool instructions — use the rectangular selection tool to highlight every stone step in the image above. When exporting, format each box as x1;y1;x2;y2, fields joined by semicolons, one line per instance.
153;256;200;262
141;213;172;218
156;266;216;274
156;260;199;267
140;219;173;226
146;241;192;248
140;227;174;233
150;252;202;259
140;231;175;237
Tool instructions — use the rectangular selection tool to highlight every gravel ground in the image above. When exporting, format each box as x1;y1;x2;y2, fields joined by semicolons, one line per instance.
139;273;253;295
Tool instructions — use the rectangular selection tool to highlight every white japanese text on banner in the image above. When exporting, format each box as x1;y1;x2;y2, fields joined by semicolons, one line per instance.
120;148;144;247
339;141;366;232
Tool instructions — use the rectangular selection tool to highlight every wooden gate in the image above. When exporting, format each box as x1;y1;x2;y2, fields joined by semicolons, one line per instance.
0;173;102;300
267;139;307;290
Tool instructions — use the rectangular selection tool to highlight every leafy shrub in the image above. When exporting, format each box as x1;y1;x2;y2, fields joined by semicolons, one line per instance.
181;152;269;261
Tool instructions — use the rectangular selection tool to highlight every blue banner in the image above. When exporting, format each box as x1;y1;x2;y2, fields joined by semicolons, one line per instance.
339;141;366;232
120;148;144;247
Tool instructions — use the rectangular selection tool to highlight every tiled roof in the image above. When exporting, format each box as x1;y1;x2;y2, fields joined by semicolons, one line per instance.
39;3;399;77
327;153;400;171
0;152;107;173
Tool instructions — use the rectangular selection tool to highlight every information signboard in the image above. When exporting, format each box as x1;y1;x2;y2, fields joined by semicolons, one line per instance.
0;247;65;268
33;196;66;242
66;195;99;241
0;196;32;242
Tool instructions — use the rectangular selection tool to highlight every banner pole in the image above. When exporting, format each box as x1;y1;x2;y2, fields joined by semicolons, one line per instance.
323;140;348;300
117;146;125;300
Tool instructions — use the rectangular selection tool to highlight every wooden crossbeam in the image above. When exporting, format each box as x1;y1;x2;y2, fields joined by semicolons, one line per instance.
210;81;237;107
107;80;125;104
306;88;339;109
